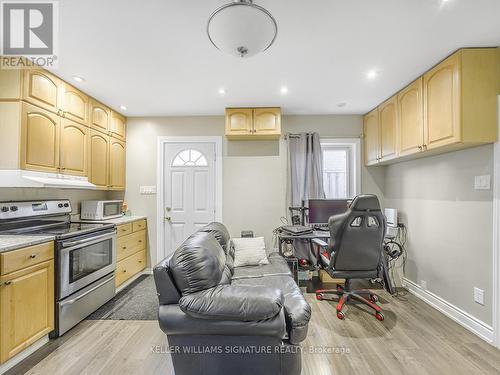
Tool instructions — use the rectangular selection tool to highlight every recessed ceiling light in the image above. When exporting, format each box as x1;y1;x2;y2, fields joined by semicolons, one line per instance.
280;86;288;94
366;70;378;80
337;102;347;108
72;75;85;83
218;88;226;95
119;105;127;111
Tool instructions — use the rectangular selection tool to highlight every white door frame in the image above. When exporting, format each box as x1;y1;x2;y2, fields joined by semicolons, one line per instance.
493;96;500;348
156;136;223;263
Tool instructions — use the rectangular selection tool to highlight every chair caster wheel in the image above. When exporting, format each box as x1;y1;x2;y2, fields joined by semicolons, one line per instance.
375;312;384;321
337;311;345;320
370;295;378;303
316;294;323;301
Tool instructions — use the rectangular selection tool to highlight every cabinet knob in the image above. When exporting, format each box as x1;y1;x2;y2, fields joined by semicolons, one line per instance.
138;240;142;243
29;254;37;259
122;246;126;249
4;281;12;286
123;270;127;273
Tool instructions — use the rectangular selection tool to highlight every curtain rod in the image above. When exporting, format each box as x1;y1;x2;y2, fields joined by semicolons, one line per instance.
284;133;361;140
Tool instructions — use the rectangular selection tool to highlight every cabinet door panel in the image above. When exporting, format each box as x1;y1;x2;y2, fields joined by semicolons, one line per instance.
253;108;281;135
90;100;110;132
21;103;60;172
0;260;54;363
379;97;398;161
61;83;89;125
398;78;424;156
60;118;88;176
111;111;126;140
225;108;253;136
109;137;126;190
23;70;61;114
424;53;461;149
363;108;379;165
89;130;109;189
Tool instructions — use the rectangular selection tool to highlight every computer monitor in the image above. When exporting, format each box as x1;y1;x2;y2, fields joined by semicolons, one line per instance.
307;199;349;225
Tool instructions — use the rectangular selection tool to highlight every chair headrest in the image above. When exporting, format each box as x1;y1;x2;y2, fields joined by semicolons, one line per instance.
350;194;381;211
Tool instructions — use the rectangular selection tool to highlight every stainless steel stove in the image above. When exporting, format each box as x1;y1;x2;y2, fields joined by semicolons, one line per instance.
0;200;117;336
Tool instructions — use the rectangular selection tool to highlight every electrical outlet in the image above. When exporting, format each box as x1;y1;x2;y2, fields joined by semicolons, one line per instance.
474;287;484;305
474;175;491;190
420;280;427;289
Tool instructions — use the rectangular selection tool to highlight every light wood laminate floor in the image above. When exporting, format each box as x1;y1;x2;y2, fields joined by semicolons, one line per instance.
15;290;500;375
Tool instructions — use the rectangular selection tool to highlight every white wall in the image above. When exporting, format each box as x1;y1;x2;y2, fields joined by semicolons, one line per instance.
124;115;385;267
383;145;494;325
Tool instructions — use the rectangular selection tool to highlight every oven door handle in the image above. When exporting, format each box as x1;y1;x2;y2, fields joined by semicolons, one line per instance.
61;232;116;248
60;275;114;306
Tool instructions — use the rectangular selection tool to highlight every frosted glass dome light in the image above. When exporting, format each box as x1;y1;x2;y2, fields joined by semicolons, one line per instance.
207;0;278;58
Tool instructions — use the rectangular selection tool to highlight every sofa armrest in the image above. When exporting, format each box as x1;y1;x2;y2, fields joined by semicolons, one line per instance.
179;284;284;322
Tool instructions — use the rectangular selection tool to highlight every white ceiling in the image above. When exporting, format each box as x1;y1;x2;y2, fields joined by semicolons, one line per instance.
54;0;500;116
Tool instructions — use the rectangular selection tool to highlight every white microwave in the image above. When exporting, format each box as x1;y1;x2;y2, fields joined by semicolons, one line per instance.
80;200;123;220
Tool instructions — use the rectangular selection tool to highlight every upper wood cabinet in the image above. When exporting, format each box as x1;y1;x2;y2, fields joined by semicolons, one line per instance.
60;118;88;176
22;69;61;114
363;108;380;166
20;103;60;173
109;137;126;190
364;48;499;166
379;97;398;162
90;99;110;133
0;243;54;364
398;78;424;156
225;107;281;139
60;83;89;125
111;111;126;140
89;130;109;189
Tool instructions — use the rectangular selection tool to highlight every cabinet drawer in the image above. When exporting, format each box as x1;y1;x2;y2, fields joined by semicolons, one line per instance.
117;230;146;261
116;223;132;237
115;250;146;287
1;242;54;275
132;219;147;232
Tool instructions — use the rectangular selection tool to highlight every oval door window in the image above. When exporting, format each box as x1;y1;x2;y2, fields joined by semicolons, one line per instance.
172;149;208;167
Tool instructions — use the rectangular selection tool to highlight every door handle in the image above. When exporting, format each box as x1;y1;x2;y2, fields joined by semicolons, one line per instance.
164;216;171;222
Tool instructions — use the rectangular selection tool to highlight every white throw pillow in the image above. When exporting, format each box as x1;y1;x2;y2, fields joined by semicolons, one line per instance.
232;237;269;267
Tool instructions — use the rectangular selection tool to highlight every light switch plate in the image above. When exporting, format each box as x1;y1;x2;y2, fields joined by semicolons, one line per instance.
474;287;484;305
140;185;157;195
474;175;491;190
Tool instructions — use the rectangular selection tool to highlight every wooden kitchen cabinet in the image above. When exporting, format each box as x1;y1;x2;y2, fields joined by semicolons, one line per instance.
378;97;398;162
363;108;380;166
111;111;126;140
60;83;89;125
22;69;61;114
398;78;424;156
90;99;110;133
115;219;147;288
89;130;110;189
109;137;126;190
225;107;281;139
60;118;88;176
20;102;60;173
0;242;54;364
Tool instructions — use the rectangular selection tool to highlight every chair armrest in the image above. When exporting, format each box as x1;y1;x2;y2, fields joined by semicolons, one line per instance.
312;238;328;248
179;284;284;322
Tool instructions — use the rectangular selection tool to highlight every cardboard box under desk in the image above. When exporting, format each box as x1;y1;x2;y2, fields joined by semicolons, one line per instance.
319;270;345;285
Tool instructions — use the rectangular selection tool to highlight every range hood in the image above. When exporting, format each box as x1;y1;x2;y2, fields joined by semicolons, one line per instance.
0;170;97;189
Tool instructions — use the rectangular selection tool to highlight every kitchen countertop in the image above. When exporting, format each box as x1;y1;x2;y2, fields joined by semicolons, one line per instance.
77;215;147;225
0;235;55;253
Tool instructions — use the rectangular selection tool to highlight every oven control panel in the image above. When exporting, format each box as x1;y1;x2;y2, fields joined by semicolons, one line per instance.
0;200;72;220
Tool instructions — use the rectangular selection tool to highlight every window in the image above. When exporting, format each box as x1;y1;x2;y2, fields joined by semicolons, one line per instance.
321;138;360;199
172;149;208;167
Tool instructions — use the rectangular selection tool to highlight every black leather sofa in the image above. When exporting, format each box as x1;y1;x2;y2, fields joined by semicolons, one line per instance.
153;222;311;375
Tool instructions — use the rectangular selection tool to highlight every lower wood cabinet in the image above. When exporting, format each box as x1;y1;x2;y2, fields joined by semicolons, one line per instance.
0;242;54;364
115;219;147;287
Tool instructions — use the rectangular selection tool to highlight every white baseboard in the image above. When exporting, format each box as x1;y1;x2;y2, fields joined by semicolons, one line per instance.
143;268;153;275
402;277;494;343
0;335;49;375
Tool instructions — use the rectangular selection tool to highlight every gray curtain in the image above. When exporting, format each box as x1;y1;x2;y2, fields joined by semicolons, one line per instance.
286;132;325;210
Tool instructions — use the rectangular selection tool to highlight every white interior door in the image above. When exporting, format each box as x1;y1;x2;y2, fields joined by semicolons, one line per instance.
163;142;216;254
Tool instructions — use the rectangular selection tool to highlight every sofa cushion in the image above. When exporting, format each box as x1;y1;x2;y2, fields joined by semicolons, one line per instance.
232;275;311;344
170;232;225;295
232;252;292;280
179;284;284;322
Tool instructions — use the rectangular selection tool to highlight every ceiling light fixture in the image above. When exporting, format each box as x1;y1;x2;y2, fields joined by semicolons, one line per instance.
207;0;278;58
218;88;227;95
72;75;85;83
366;70;378;80
119;105;127;111
280;86;288;94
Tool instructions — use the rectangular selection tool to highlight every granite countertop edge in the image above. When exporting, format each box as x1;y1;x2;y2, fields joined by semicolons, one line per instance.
0;235;55;254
